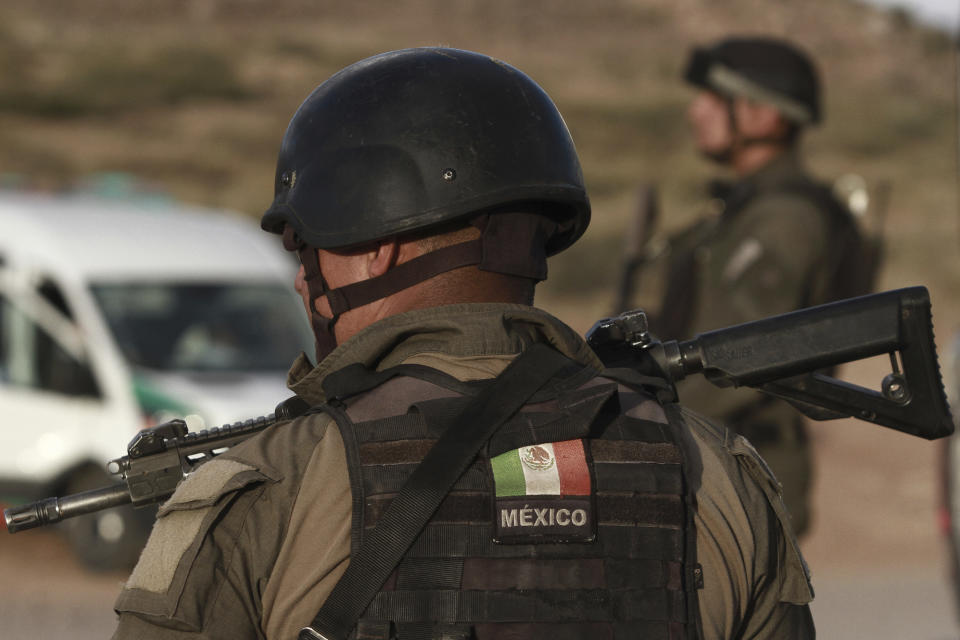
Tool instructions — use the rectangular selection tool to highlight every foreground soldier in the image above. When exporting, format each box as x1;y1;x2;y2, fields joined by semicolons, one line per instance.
647;37;871;537
111;48;814;640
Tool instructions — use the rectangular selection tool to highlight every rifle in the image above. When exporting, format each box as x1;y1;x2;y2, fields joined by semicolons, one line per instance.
589;286;952;440
612;182;660;314
4;396;309;534
4;286;953;534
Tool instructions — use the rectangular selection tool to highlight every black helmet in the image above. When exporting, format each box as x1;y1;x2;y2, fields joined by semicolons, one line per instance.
261;47;590;255
261;48;590;362
684;37;821;125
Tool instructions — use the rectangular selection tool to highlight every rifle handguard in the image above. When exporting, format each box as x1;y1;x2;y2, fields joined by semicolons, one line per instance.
3;395;311;533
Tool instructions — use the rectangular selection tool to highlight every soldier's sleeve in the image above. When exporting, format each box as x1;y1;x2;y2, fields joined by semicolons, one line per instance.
677;408;815;639
111;412;338;640
110;457;277;640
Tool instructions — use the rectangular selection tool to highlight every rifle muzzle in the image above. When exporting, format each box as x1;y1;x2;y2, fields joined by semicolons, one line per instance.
4;484;132;533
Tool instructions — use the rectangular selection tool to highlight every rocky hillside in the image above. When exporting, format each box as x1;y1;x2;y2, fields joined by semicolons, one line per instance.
0;0;956;333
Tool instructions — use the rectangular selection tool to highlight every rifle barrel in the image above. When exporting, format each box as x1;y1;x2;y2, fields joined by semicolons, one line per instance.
4;484;131;533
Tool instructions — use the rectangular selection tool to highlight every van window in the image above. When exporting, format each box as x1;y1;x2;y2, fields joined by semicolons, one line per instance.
38;277;74;320
0;293;101;397
91;282;313;372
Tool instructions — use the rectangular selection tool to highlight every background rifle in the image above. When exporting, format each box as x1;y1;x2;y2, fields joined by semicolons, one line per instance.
5;286;953;534
613;182;660;313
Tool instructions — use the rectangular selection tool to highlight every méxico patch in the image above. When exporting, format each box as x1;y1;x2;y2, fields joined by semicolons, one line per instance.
490;439;595;543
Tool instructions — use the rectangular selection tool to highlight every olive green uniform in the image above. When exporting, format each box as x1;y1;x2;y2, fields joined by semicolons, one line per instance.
111;304;814;640
652;151;846;536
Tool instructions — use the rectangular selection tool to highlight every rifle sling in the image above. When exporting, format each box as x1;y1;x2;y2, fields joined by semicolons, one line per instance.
299;342;572;640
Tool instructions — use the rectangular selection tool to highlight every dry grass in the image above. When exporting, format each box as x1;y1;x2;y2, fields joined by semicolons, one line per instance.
0;0;957;337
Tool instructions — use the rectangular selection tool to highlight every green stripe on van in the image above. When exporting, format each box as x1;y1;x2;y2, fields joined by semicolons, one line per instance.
132;375;192;418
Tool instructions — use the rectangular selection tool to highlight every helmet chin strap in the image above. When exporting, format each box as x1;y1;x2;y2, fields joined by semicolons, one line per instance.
283;227;340;362
283;226;488;363
697;95;739;165
282;213;553;363
703;96;788;165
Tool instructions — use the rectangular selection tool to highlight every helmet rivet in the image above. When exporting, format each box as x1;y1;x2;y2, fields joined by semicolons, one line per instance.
442;168;457;182
280;171;296;188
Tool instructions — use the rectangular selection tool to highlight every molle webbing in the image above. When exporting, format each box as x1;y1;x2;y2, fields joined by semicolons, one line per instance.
331;368;693;640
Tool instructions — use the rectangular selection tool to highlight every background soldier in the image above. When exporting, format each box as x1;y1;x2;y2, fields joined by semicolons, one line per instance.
111;47;814;639
646;36;875;537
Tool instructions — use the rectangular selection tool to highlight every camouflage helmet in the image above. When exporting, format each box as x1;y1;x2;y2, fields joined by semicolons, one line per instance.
684;37;821;125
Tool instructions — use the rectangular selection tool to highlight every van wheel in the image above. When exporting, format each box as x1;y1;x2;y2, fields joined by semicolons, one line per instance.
58;466;157;573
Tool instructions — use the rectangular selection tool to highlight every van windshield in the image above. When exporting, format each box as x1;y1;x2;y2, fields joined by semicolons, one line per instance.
91;283;314;372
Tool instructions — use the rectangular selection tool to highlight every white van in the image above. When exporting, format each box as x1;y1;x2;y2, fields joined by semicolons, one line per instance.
0;191;314;570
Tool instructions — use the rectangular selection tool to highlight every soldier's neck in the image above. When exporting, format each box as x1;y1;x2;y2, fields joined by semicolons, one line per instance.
731;144;788;178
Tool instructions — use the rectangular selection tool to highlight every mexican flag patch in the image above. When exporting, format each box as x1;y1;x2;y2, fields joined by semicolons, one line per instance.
489;439;595;543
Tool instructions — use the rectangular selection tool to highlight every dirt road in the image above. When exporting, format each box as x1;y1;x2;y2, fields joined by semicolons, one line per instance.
0;528;126;639
800;355;959;638
802;418;959;639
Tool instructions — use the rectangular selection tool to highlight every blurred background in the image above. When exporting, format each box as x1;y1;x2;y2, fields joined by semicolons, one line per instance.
0;0;959;637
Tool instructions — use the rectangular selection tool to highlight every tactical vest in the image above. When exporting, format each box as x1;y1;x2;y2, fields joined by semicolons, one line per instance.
756;179;877;305
656;175;876;339
316;358;702;640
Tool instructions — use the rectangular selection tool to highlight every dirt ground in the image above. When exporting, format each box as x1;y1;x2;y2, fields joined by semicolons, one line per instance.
799;356;960;639
801;357;952;572
0;528;127;638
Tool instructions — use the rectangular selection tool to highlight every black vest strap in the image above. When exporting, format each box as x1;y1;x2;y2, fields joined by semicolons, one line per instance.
300;343;572;640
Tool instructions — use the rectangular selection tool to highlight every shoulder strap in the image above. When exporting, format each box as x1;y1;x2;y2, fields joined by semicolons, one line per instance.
729;178;876;303
299;343;572;640
742;178;858;244
725;176;846;225
321;362;487;402
768;180;878;301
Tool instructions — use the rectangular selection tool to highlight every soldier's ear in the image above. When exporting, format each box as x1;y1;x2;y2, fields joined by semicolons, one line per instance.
735;99;783;138
367;237;400;278
755;103;784;135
